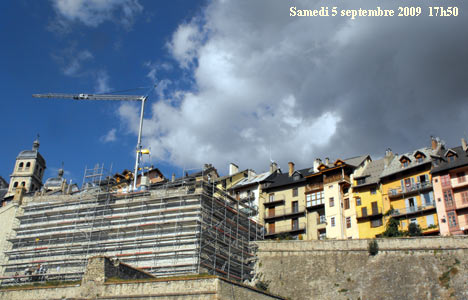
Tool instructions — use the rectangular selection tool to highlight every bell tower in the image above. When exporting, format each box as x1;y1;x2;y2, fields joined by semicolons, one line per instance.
7;137;47;196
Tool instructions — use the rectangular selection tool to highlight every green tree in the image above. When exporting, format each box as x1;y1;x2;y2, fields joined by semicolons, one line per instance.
382;217;402;237
407;223;422;236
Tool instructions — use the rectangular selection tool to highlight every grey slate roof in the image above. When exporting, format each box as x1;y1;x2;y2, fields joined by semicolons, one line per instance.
263;168;313;190
17;150;46;166
344;155;370;168
229;171;273;190
431;146;468;174
354;158;386;187
380;147;435;178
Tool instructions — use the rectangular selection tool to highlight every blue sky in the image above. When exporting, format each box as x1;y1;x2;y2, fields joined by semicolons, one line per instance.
2;0;468;187
1;0;206;184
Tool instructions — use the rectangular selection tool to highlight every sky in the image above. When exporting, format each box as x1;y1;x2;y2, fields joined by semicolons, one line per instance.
1;0;468;186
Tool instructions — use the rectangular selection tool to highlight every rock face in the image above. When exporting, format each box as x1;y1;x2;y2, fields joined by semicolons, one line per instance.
254;237;468;300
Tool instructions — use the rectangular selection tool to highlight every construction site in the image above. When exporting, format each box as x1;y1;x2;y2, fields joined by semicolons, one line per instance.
0;166;264;285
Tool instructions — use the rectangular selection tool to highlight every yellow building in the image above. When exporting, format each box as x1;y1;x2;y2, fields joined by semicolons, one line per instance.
380;146;440;235
215;163;253;192
352;158;388;238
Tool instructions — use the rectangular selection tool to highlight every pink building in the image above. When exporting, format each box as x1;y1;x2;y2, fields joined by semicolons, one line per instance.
431;139;468;235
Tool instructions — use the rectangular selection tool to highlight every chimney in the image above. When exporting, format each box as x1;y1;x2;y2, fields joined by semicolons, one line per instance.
171;173;175;182
384;148;394;167
229;163;239;176
288;162;295;177
313;158;322;173
269;162;278;173
462;138;468;152
431;136;438;150
325;157;330;165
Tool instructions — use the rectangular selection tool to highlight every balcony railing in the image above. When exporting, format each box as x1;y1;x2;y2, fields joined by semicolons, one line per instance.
264;205;305;220
356;207;382;219
455;198;468;210
390;202;436;217
317;215;327;224
265;221;306;236
388;181;433;198
263;194;285;206
238;193;256;203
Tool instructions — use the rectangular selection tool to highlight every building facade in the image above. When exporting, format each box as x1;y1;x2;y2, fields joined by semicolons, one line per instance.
380;142;441;235
432;140;468;235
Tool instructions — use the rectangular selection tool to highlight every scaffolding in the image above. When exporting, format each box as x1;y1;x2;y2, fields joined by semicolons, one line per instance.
0;171;263;285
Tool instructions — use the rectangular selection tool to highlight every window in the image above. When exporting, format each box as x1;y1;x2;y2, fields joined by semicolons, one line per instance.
443;190;454;207
410;218;418;225
292;218;299;230
346;217;351;228
269;194;275;202
457;172;466;183
329;197;335;207
355;197;361;206
370;188;377;194
462;191;468;203
426;215;435;227
441;175;450;186
292;188;298;197
13;182;18;188
343;187;349;194
417;157;424;163
344;198;350;210
293;174;301;181
361;207;368;217
447;212;457;227
357;178;366;185
25;162;31;170
306;191;324;207
292;201;299;213
18;162;24;170
330;217;335;227
21;182;25;187
402;161;409;168
371;218;383;228
448;155;456;162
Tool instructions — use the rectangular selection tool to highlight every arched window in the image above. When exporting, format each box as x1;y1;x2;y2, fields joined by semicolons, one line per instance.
25;162;31;170
18;162;24;171
21;182;26;187
13;182;18;188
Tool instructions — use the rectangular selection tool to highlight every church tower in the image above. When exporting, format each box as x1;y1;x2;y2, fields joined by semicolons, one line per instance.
7;138;46;196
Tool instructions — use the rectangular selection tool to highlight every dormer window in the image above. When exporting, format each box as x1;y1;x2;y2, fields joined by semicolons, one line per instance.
414;151;426;164
357;178;366;185
293;173;301;181
445;150;457;162
400;156;411;168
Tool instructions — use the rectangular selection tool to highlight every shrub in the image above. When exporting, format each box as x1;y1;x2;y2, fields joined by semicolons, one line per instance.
407;223;422;236
368;240;379;256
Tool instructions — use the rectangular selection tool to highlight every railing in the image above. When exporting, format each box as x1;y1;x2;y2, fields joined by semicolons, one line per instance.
265;221;306;235
317;215;327;224
263;194;285;206
390;202;436;217
238;193;255;203
388;181;432;198
356;207;382;219
455;198;468;210
264;205;305;219
451;175;468;188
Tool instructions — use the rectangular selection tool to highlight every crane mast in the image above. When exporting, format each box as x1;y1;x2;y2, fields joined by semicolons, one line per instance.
33;92;148;191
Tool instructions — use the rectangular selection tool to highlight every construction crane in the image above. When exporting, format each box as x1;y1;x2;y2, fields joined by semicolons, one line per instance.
32;91;150;192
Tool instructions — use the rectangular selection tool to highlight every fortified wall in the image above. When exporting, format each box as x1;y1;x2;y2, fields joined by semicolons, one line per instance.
254;236;468;300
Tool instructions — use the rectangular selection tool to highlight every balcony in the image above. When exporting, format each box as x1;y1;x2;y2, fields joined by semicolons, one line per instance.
238;193;256;204
263;194;285;207
305;183;323;192
265;221;306;237
388;181;433;199
306;199;325;210
356;207;383;220
264;205;305;221
390;202;436;218
455;198;468;210
451;175;468;189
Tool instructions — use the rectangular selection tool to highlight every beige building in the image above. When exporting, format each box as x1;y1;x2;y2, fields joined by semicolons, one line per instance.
7;139;46;197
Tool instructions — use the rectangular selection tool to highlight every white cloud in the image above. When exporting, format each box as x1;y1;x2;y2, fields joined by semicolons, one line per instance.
100;128;117;143
120;0;468;175
51;0;143;29
63;50;93;76
94;70;111;93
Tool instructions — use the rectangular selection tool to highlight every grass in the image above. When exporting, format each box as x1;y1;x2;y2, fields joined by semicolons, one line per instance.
0;280;80;290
